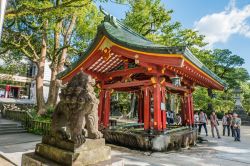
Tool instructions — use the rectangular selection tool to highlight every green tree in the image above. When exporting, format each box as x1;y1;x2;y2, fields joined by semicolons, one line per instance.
2;0;102;114
123;0;250;114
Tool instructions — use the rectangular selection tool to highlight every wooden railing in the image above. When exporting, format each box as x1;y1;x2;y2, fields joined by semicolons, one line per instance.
2;109;51;135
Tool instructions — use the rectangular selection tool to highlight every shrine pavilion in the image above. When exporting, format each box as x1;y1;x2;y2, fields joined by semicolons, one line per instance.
58;12;226;132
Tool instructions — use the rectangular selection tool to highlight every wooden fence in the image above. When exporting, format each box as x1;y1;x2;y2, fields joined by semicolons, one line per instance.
3;110;51;135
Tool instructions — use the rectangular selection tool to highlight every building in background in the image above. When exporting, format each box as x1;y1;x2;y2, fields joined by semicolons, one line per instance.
0;58;51;103
29;60;51;102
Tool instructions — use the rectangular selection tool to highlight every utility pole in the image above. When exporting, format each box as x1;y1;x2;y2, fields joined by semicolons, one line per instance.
0;0;7;40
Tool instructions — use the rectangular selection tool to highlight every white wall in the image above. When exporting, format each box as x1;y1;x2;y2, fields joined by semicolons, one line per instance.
30;60;51;102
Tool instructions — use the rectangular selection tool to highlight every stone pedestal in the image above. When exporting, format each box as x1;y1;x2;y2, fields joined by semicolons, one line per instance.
21;137;120;166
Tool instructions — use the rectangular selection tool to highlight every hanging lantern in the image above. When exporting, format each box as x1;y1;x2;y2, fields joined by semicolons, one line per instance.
170;75;181;86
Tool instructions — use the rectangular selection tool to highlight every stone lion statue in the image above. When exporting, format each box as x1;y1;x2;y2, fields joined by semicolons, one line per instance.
51;71;102;146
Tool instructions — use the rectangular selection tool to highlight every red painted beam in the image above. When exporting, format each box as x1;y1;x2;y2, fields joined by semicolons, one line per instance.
111;46;183;67
103;80;151;89
105;67;146;79
162;82;189;93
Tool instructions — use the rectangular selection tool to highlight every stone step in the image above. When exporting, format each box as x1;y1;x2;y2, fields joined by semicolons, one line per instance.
0;123;18;127
0;126;25;131
0;129;27;135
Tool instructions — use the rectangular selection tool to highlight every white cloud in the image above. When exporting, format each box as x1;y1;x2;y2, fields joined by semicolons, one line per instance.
194;0;250;47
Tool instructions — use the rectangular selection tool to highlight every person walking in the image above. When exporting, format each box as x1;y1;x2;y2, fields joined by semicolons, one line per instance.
176;113;182;125
198;110;208;136
210;111;221;139
232;113;241;141
167;110;171;124
222;113;230;136
170;111;174;124
229;113;234;137
194;111;199;128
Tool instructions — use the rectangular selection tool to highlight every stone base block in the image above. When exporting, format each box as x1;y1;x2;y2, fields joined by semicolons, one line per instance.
22;138;113;166
22;153;123;166
22;152;60;166
93;157;124;166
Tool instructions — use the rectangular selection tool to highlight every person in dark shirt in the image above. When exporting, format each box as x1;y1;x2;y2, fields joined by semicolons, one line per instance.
198;110;208;136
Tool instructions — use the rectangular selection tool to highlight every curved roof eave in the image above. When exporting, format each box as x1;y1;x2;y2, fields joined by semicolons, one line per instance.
58;16;227;90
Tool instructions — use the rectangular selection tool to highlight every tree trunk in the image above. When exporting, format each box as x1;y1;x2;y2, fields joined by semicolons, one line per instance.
36;61;46;115
46;19;61;107
47;46;68;107
128;93;136;118
36;21;47;115
46;68;59;107
207;88;213;112
46;15;77;107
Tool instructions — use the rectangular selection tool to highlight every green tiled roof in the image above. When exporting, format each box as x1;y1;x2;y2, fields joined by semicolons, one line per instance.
58;12;227;89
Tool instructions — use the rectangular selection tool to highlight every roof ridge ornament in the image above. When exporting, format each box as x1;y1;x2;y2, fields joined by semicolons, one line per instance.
99;6;118;28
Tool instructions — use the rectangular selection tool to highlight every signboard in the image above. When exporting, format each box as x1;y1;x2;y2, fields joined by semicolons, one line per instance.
0;74;32;83
160;102;166;111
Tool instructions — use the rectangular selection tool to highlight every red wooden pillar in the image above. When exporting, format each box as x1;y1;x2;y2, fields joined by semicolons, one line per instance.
190;93;194;126
153;83;162;131
185;93;192;126
98;90;105;125
137;92;143;123
161;86;167;130
181;95;187;125
103;90;111;128
143;87;150;130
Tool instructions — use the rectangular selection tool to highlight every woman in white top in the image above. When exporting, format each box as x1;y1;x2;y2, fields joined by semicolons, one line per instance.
194;111;199;128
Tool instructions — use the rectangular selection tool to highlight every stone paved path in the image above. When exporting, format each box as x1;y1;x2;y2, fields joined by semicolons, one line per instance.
0;156;14;166
0;117;41;166
111;125;250;166
0;124;250;166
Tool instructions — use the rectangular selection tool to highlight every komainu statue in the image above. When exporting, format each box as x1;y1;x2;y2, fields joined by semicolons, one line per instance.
51;71;102;147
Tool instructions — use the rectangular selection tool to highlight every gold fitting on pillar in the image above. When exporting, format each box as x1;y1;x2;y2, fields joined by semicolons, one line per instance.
161;67;166;74
148;67;153;71
160;78;165;84
151;77;157;84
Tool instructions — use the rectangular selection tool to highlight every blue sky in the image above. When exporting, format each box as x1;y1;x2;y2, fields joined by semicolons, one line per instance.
96;0;250;74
